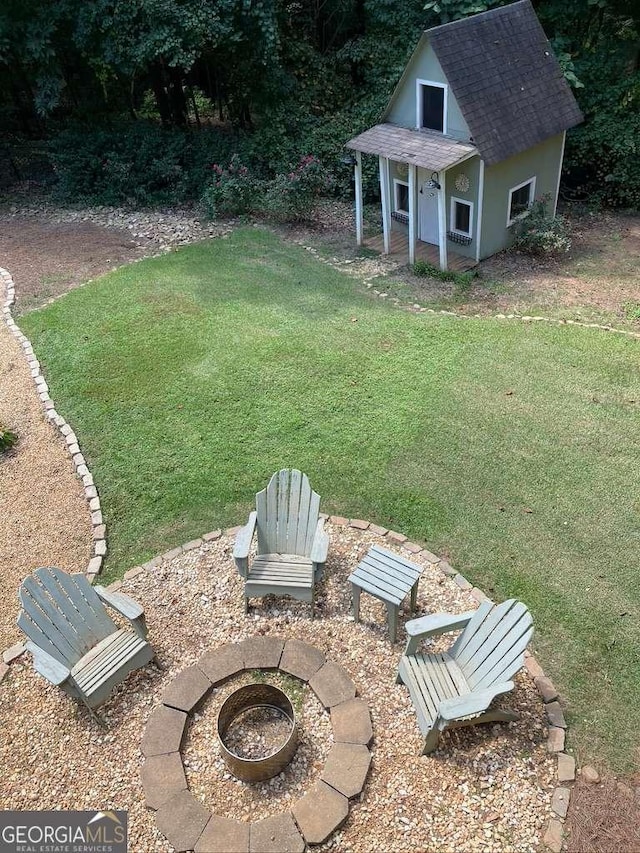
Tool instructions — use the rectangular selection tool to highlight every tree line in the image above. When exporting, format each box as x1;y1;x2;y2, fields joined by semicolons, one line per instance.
1;0;638;208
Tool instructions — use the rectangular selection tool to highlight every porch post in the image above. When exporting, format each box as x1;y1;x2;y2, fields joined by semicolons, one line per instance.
354;151;363;246
437;170;448;271
408;163;417;265
379;155;391;254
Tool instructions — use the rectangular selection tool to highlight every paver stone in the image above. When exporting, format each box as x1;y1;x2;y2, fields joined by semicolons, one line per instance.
141;705;188;756
162;666;212;713
155;790;210;852
249;813;305;853
309;661;356;708
292;782;349;845
279;639;325;682
321;742;371;798
195;815;250;853
239;636;284;670
140;752;187;810
331;698;373;745
198;643;245;685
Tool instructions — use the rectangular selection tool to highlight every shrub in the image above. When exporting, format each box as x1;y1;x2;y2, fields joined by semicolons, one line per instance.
0;424;17;453
512;195;572;255
261;155;335;222
413;260;475;286
201;156;262;219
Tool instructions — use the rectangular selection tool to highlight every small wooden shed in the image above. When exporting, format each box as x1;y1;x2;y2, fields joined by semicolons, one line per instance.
346;0;583;270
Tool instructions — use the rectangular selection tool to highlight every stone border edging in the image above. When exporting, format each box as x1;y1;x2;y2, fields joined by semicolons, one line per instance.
141;636;373;852
0;266;106;669
298;240;640;341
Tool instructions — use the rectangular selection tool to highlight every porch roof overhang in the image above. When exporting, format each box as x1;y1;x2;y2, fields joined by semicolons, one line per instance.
347;123;477;172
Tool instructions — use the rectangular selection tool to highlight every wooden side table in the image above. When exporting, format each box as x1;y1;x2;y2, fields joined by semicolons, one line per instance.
348;545;423;643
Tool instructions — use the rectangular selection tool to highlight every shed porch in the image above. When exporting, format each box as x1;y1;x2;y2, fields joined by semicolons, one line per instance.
363;233;477;272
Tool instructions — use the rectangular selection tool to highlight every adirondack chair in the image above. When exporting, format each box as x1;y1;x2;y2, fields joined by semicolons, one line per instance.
18;567;156;723
233;469;329;618
396;598;533;754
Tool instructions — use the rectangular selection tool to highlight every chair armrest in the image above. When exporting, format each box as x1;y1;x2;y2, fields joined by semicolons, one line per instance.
95;587;148;638
404;610;476;654
233;512;257;560
438;681;514;722
95;586;144;620
25;640;70;686
310;518;329;564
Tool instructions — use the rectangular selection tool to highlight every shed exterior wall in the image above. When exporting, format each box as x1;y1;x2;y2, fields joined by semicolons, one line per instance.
384;39;471;142
480;132;565;258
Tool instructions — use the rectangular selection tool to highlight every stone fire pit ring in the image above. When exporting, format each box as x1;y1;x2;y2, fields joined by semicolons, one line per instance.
217;682;298;782
141;636;373;852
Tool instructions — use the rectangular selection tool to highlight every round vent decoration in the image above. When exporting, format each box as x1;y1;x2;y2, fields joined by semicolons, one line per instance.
455;173;470;193
397;162;409;178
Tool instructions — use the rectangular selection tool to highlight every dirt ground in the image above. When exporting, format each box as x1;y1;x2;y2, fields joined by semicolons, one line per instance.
0;218;146;313
1;200;639;847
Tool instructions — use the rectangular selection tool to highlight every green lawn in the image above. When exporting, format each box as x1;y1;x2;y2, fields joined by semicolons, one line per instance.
21;227;640;774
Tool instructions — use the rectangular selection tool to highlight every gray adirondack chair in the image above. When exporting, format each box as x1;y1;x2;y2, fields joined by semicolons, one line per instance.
18;567;156;723
397;598;533;754
233;469;329;618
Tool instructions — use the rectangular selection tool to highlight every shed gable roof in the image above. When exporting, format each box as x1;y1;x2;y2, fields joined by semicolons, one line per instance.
427;0;583;165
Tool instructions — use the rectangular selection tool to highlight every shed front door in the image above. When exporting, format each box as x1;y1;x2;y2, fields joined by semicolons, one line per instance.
419;188;439;245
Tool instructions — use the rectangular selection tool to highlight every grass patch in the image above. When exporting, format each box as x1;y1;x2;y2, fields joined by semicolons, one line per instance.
20;226;640;773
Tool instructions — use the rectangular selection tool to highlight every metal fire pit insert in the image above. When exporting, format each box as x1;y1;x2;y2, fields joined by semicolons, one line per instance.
217;683;298;782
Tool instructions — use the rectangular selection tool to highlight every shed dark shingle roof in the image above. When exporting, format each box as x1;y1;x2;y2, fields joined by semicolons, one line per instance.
428;0;583;165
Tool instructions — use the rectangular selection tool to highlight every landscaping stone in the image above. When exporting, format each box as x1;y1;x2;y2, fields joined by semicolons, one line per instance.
124;566;144;581
292;781;349;845
88;497;100;512
547;727;565;752
546;701;567;729
239;636;284;670
321;742;371;798
162;666;212;713
330;516;348;526
535;676;559;703
140;752;187;810
330;698;373;745
162;547;183;562
438;560;456;576
182;538;203;551
202;529;222;542
198;643;245;685
92;523;106;540
310;661;356;708
2;642;25;664
454;574;472;590
0;663;9;683
421;549;441;564
226;525;242;537
94;539;107;557
550;787;570;819
195;816;250;853
155;790;210;853
279;638;325;681
249;813;305;853
90;510;102;526
141;705;188;756
525;656;545;679
87;556;102;573
557;753;576;782
402;542;422;554
349;519;369;530
543;818;564;853
368;524;388;536
471;587;490;603
581;765;600;784
386;530;407;544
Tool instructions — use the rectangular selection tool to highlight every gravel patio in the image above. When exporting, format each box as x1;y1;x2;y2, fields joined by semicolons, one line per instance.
0;522;555;852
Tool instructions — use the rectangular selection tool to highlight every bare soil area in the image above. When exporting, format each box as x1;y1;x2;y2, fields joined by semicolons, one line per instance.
0;218;146;313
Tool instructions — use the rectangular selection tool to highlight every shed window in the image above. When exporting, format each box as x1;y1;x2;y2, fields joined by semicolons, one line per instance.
394;179;409;214
450;197;473;237
507;177;536;225
421;85;444;132
416;80;447;133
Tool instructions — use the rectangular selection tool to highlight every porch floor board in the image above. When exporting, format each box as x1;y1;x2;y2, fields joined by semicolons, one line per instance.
364;233;477;271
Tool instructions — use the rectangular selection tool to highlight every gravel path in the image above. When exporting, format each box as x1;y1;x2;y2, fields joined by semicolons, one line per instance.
0;524;555;852
0;317;92;651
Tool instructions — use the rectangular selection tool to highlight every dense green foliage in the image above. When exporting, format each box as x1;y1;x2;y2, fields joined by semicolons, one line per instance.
512;195;572;254
0;423;17;453
20;229;640;771
1;0;635;209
